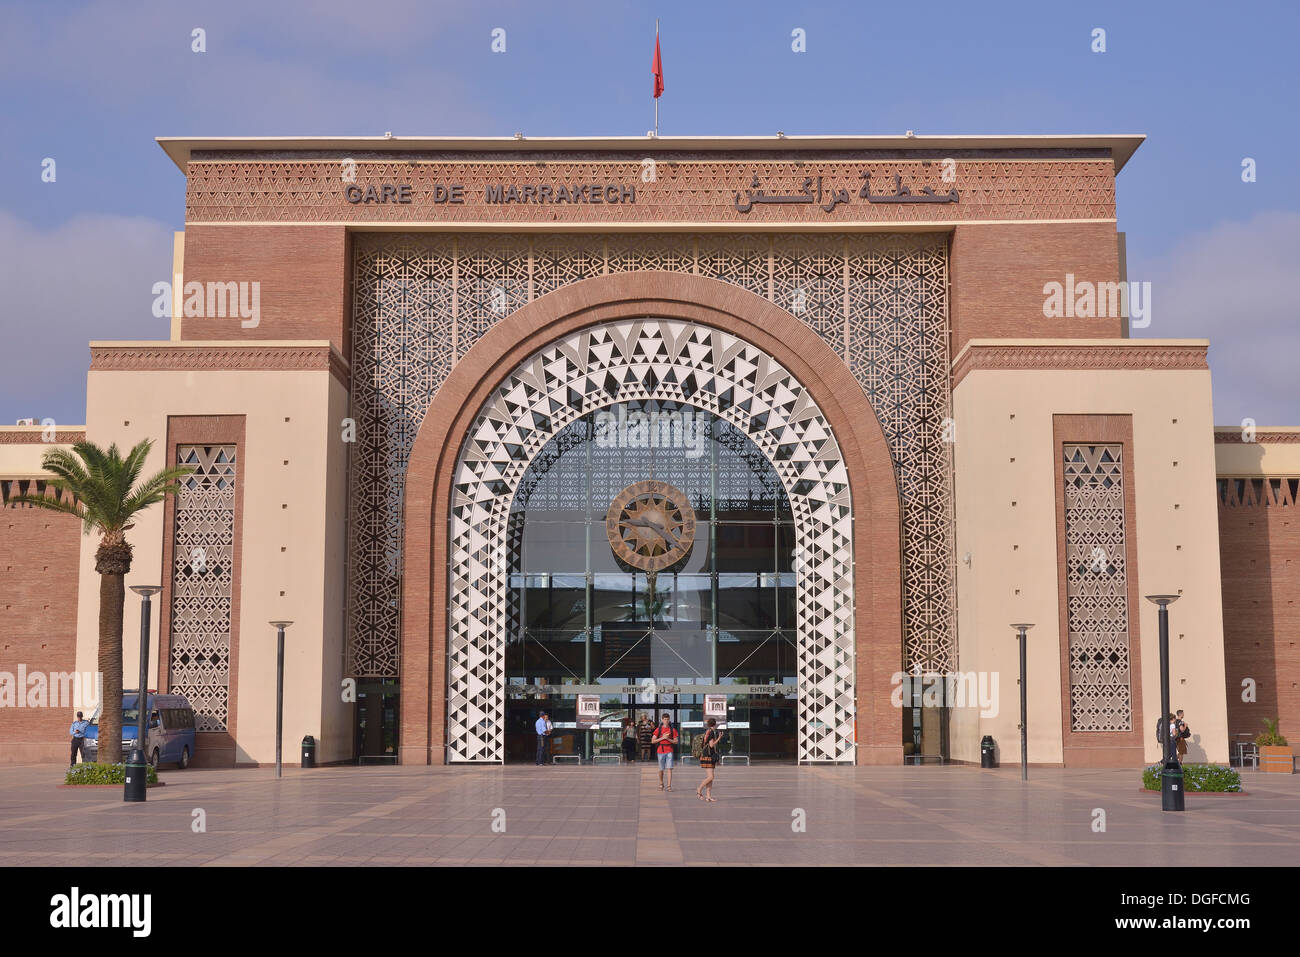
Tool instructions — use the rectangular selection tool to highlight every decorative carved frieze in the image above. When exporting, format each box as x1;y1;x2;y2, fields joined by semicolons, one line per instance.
187;159;1117;225
89;344;349;386
952;343;1208;387
0;431;86;444
1214;430;1300;445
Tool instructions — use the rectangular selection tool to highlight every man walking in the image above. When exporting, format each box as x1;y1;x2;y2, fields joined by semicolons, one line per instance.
69;711;89;767
535;711;551;765
652;712;678;791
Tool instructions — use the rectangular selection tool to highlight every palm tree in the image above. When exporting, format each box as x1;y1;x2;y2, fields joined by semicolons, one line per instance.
14;440;190;764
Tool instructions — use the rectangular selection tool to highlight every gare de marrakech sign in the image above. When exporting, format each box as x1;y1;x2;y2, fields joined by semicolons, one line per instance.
343;169;956;213
183;156;1117;223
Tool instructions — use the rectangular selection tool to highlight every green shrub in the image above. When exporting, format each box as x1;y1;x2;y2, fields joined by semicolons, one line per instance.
64;763;159;786
1142;763;1241;792
1256;717;1288;747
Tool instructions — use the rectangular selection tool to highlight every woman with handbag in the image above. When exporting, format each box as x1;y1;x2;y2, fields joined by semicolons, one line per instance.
696;718;723;802
621;717;637;764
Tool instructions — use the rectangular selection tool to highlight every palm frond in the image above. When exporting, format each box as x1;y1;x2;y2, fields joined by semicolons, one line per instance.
121;465;192;516
26;438;185;537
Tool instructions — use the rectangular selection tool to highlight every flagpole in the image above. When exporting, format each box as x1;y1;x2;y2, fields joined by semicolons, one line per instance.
654;19;660;136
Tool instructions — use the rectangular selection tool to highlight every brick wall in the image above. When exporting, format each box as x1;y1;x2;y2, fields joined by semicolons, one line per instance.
179;225;349;351
0;480;83;763
950;222;1123;356
1218;477;1300;754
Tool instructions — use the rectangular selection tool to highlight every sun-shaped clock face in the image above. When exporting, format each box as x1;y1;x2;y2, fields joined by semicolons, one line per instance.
605;480;697;571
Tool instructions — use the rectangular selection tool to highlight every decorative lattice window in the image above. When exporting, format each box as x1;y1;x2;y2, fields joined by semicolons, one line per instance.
1063;443;1132;732
346;234;954;679
168;445;236;732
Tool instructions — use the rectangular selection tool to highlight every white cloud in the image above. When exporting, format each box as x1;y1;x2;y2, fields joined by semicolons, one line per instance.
1133;210;1300;427
0;211;173;425
0;0;489;132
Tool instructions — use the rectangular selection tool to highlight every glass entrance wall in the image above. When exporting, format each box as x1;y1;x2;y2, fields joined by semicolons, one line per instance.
503;400;798;763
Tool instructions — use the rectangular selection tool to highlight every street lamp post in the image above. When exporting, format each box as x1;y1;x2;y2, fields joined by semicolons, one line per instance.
1010;624;1034;781
124;585;162;803
269;621;293;778
1145;595;1184;812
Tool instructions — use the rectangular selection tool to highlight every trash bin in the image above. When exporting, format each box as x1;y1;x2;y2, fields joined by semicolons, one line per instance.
1161;758;1185;811
301;735;317;769
980;735;996;769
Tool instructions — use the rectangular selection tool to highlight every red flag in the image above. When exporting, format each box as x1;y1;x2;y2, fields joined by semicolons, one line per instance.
652;33;664;99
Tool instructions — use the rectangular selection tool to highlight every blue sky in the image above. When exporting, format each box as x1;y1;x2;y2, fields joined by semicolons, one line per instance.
1;0;1297;426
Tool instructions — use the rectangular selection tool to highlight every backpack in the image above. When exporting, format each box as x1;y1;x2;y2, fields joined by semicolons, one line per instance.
691;731;707;759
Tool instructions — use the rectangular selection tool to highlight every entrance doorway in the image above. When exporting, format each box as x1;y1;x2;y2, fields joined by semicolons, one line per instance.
504;690;796;764
502;399;801;764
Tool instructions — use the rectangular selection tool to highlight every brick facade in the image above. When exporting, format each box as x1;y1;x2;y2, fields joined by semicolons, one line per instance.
950;222;1123;356
179;225;350;352
0;479;83;763
1217;477;1300;753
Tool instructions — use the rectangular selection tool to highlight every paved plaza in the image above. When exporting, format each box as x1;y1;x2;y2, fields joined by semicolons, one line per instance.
1;763;1298;866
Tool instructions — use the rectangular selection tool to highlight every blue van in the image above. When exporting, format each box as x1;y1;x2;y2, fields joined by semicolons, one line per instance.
84;691;198;769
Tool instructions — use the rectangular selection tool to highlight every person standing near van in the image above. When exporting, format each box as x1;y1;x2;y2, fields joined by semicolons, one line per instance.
652;713;678;791
69;711;89;767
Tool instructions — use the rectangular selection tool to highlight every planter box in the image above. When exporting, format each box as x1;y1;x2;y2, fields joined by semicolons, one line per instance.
57;782;165;789
1259;745;1295;773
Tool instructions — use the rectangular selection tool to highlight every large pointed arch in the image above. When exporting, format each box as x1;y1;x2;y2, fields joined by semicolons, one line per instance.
401;272;902;765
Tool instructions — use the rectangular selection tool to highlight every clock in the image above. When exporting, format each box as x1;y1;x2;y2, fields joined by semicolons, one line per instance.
605;480;697;571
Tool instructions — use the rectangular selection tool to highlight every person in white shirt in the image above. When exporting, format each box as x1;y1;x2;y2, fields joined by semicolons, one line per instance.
69;711;89;767
535;712;551;765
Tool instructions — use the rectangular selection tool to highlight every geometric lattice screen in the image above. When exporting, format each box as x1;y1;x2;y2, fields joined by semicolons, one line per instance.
1062;443;1132;732
346;234;954;679
167;445;236;732
448;318;855;763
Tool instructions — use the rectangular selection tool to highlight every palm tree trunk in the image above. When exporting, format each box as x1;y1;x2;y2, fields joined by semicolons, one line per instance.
97;571;125;764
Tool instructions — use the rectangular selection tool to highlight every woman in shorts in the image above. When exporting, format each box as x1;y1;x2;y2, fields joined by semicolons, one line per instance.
696;717;723;802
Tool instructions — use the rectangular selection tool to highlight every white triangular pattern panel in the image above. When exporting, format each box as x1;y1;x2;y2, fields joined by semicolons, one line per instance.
447;319;856;763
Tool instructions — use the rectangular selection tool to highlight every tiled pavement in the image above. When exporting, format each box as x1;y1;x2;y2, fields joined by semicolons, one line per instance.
1;762;1298;866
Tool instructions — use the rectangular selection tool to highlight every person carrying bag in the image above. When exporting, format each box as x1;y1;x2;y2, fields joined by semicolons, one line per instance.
695;718;723;802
